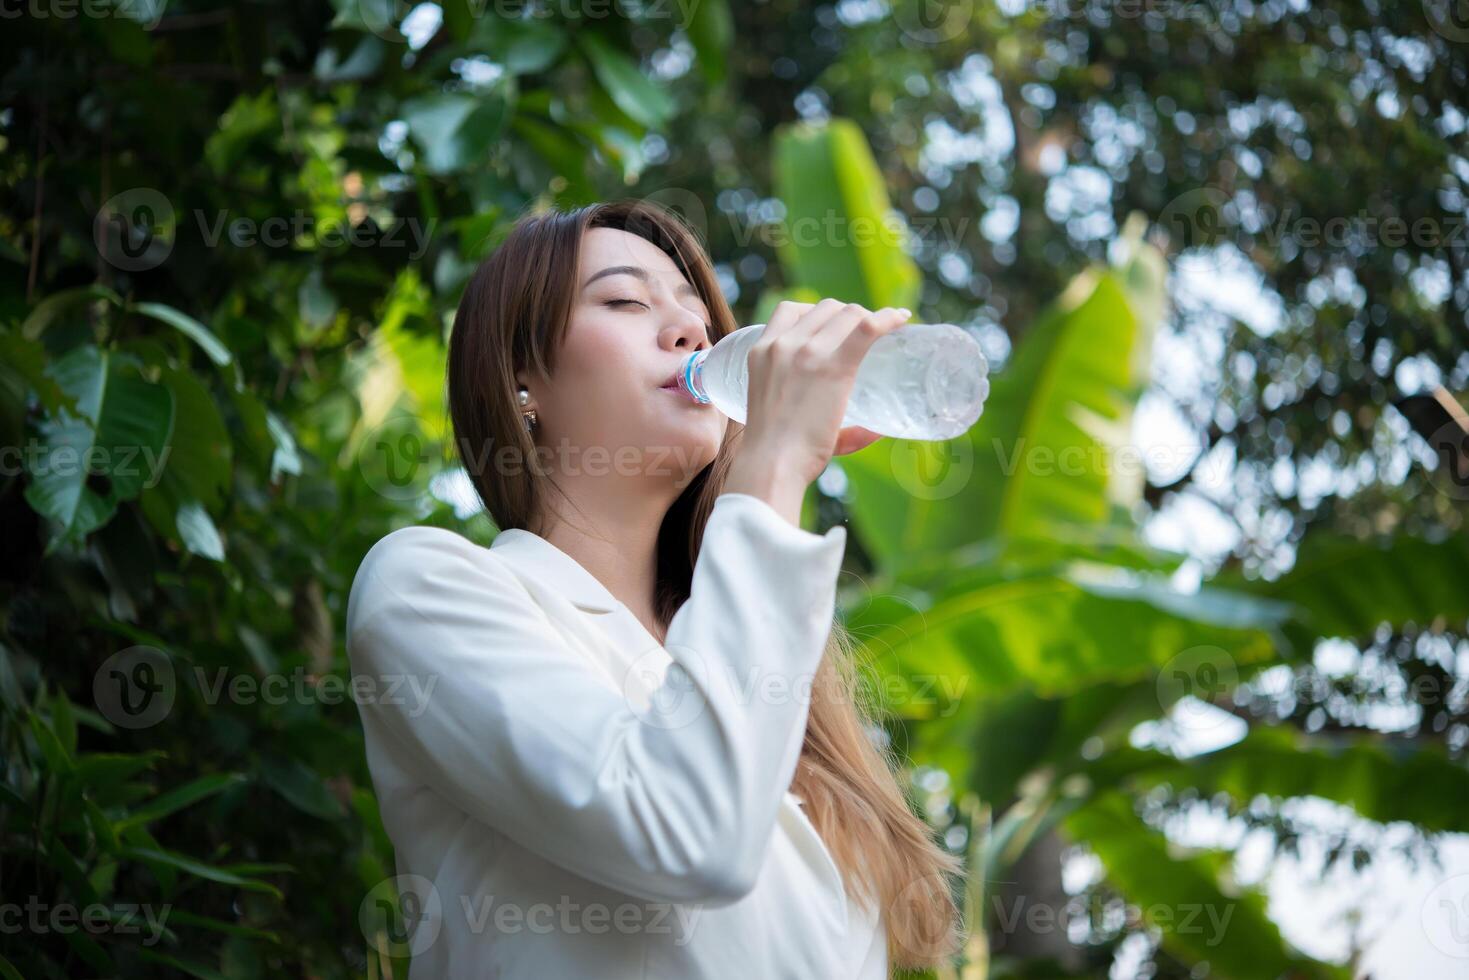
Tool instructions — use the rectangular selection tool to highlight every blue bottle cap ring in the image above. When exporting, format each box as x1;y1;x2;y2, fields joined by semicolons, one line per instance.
681;351;711;404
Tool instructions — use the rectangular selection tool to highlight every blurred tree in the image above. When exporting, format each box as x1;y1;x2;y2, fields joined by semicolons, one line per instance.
3;0;1467;977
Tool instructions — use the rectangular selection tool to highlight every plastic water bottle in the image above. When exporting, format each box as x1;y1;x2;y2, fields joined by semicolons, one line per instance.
674;322;990;441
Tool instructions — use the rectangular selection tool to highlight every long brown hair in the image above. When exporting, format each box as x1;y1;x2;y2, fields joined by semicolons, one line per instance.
446;198;965;969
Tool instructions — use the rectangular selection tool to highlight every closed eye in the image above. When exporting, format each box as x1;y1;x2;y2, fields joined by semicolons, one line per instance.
605;298;648;309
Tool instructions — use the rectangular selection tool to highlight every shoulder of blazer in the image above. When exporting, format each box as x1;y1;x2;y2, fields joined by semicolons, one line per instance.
345;525;525;637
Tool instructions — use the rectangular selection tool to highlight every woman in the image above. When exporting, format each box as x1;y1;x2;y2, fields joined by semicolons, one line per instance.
345;199;964;978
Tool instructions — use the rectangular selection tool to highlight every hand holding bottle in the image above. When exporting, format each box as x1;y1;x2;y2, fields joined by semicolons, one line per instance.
723;300;913;527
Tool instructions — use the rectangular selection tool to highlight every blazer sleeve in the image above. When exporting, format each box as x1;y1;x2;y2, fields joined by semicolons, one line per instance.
345;491;847;907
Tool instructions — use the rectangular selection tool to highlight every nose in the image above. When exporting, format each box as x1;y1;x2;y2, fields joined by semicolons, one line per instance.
658;301;710;353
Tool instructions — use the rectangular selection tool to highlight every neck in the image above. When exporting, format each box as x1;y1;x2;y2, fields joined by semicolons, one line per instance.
537;478;677;640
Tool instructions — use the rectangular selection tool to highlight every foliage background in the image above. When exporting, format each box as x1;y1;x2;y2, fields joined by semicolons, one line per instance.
3;0;1468;977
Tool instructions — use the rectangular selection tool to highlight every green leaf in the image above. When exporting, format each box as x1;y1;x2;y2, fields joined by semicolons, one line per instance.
21;346;174;551
314;34;386;82
118;845;284;898
472;15;566;74
259;757;344;820
771;118;921;312
684;0;733;85
1065;792;1344;979
165;908;282;943
132;947;230;980
1137;727;1469;834
20;285;123;340
72;751;165;796
131;302;233;367
173;499;225;561
510;114;593;202
29;710;75;774
0;328;74;417
60;926;114;975
402;92;512;176
117;772;247;832
1221;532;1469;652
576;32;675;129
132;365;230;560
849;567;1278;701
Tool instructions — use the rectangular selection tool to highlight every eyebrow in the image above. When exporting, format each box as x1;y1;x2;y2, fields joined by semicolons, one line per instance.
582;265;699;299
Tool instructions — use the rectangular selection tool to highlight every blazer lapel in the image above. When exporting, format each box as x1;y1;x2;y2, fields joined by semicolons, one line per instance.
487;528;671;712
488;525;823;874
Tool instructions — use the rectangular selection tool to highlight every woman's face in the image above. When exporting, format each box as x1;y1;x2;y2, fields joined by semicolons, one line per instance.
522;227;728;489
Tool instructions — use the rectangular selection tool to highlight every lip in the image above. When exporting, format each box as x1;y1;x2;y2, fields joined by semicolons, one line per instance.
657;369;681;391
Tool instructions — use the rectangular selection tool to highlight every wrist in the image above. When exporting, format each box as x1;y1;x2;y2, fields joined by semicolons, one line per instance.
723;450;809;528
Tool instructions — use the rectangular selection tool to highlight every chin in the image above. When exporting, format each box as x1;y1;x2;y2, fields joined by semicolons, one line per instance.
642;426;719;477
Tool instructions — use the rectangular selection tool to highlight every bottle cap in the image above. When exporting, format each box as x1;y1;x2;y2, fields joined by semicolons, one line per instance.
677;350;711;404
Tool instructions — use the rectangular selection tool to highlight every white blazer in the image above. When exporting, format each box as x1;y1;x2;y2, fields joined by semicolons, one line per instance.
345;491;887;979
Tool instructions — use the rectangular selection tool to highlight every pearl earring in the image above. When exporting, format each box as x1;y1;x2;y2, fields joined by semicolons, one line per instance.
518;386;537;433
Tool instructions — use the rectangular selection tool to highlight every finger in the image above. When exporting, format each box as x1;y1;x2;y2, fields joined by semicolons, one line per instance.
784;299;873;350
833;425;884;456
808;305;910;358
779;297;849;344
828;306;912;368
758;299;824;342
